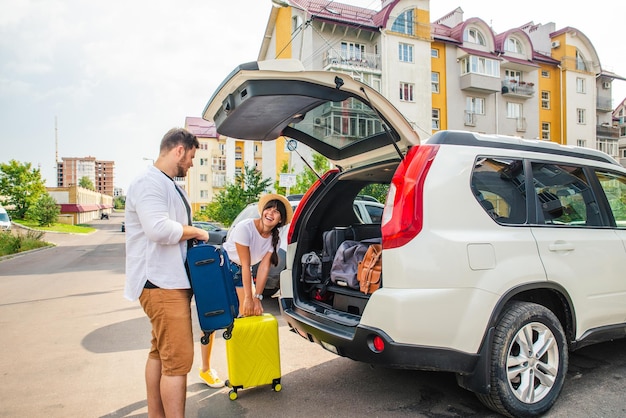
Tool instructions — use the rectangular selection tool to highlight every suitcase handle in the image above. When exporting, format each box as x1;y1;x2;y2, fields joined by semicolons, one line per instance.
195;259;216;266
204;309;225;317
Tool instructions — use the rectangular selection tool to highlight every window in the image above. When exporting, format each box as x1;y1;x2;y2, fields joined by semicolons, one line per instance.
577;139;587;147
432;108;440;130
431;48;439;58
466;97;485;114
541;91;550;109
199;158;208;166
460;56;500;77
398;43;413;62
541;70;550;78
341;42;365;61
199;174;207;182
621;126;626;137
532;162;600;226
597;138;618;157
431;72;440;93
577;108;586;124
507;102;522;119
218;143;226;155
235;146;242;160
504;37;523;53
399;82;414;102
471;157;527;224
505;69;521;82
464;27;486;46
200;190;208;199
595;170;626;227
575;50;588;71
392;9;414;35
541;122;551;140
576;77;586;93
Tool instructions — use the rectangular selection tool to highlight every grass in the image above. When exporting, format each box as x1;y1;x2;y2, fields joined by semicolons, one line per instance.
0;220;95;258
14;220;96;234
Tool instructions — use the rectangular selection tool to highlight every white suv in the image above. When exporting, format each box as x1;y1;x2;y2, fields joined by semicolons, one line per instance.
203;60;626;417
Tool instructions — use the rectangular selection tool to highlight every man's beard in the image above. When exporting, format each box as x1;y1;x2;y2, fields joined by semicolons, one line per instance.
175;161;187;178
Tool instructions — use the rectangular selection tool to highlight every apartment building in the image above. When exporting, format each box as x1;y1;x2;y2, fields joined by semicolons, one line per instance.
260;0;624;159
56;156;115;196
614;98;626;167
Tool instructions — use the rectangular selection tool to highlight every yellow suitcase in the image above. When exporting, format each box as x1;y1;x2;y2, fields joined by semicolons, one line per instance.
225;313;282;400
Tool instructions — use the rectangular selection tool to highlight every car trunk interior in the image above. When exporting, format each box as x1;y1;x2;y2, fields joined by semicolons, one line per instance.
292;160;398;318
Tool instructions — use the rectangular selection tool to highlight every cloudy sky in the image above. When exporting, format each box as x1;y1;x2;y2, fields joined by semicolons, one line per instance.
2;0;625;192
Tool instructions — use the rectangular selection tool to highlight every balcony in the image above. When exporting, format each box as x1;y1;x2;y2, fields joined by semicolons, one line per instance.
596;124;619;139
501;80;535;99
323;50;381;72
460;73;501;93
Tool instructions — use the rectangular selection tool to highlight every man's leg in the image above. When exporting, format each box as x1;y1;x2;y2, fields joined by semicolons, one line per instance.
161;375;187;418
146;357;165;418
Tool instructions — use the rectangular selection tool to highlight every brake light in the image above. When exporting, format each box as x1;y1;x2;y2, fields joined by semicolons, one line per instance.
381;145;439;249
287;168;340;244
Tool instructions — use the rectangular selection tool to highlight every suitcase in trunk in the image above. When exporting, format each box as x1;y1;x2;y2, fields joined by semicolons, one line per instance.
225;313;282;400
186;243;239;343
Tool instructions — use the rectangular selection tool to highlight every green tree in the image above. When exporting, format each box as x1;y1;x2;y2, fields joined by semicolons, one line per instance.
25;193;60;226
0;160;47;219
79;176;95;191
360;183;389;203
289;153;331;194
113;196;125;210
204;164;273;226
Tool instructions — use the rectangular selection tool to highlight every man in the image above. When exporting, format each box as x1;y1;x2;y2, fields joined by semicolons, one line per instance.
124;128;209;418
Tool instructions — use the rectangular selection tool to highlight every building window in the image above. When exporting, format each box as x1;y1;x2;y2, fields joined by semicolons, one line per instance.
432;108;440;130
621;126;626;137
399;82;414;102
460;56;500;77
398;43;413;62
431;48;439;58
577;108;586;124
541;70;550;78
505;69;521;82
218;143;226;155
467;97;485;114
576;50;588;71
199;174;207;182
541;122;551;140
199;158;208;166
235;146;242;160
392;9;414;35
504;37;523;53
577;139;587;147
463;27;486;46
341;41;365;61
507;102;522;119
431;72;440;93
576;77;586;93
597;139;618;157
541;91;550;109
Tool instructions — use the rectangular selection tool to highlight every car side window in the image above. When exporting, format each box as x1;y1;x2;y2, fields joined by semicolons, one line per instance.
531;162;602;227
365;204;383;223
593;170;626;227
471;157;527;225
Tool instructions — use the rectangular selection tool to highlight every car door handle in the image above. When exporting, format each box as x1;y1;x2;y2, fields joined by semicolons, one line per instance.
548;241;575;252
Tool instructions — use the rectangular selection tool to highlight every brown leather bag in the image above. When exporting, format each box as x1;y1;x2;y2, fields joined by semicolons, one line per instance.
357;244;382;294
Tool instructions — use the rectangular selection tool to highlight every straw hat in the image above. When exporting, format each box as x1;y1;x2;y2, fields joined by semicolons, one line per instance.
258;194;294;224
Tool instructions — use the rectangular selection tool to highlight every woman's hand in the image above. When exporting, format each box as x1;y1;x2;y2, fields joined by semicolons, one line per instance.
241;296;264;316
253;298;264;316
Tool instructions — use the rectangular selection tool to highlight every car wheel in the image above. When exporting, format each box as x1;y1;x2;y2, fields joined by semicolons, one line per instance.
477;301;568;417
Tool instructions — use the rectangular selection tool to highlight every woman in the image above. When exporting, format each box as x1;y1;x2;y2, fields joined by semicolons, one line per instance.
199;194;293;388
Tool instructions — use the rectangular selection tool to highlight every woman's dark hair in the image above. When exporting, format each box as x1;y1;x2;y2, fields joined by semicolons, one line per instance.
262;199;287;266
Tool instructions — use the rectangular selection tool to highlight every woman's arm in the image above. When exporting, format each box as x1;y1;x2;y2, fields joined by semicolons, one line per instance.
235;242;256;316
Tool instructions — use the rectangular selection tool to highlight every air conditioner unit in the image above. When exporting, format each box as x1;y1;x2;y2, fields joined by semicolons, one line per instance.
602;82;611;89
551;41;560;48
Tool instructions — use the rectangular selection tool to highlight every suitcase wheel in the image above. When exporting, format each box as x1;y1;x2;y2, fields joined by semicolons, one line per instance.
228;389;238;401
223;330;232;340
273;383;282;392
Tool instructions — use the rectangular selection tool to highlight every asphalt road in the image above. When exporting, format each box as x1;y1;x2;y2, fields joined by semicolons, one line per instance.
0;212;624;418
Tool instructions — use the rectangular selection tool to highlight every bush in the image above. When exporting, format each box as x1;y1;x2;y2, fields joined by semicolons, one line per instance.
0;229;47;257
25;193;59;226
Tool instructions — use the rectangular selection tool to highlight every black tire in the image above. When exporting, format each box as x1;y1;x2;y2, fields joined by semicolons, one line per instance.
477;301;568;418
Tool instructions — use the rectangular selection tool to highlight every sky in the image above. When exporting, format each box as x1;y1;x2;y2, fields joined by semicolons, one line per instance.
2;0;625;193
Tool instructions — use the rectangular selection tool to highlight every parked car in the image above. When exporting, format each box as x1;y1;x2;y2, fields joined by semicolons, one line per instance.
0;206;11;231
203;59;626;417
192;221;228;245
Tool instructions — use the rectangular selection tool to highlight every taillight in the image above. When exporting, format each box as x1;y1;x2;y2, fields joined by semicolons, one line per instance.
287;168;340;244
381;145;439;249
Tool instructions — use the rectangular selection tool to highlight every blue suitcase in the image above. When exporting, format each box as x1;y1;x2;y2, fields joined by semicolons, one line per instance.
186;243;239;343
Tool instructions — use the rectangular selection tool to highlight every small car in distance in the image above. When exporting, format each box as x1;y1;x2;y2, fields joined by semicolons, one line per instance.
192;221;228;245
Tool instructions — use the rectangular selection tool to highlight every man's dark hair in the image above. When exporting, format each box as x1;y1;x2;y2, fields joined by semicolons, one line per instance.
160;128;199;153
